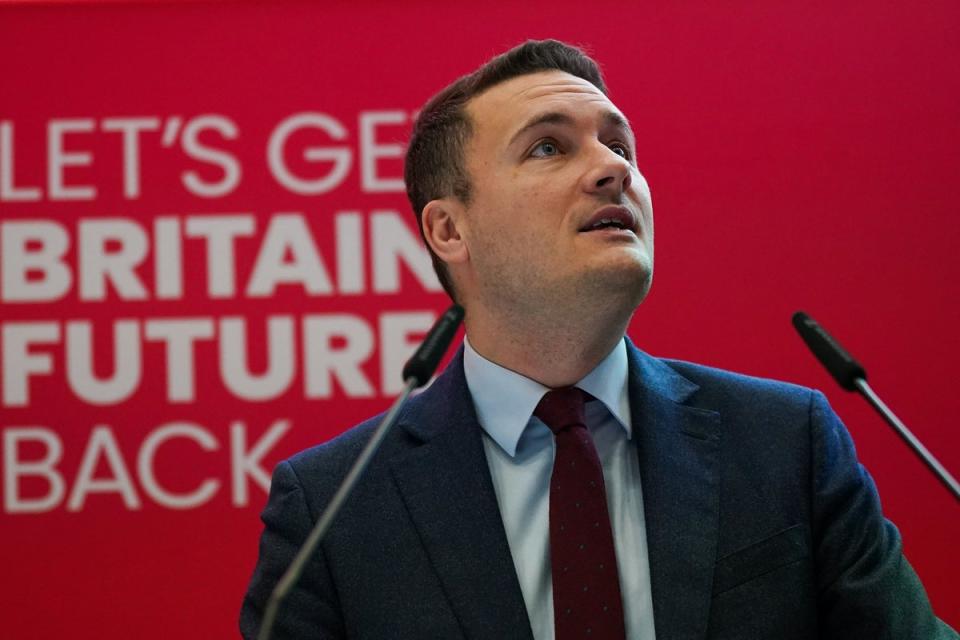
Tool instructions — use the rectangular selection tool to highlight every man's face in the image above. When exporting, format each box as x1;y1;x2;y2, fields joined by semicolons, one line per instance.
456;70;654;315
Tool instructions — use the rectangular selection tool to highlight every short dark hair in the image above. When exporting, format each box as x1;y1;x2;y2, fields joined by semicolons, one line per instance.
404;39;607;300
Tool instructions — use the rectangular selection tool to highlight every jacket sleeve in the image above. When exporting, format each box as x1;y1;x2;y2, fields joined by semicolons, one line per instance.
810;390;957;639
240;460;345;640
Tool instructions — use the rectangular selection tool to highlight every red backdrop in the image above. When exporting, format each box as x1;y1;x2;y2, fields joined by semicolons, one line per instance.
1;1;957;637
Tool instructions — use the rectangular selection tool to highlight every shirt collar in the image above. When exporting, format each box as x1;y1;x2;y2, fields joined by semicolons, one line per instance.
463;337;632;457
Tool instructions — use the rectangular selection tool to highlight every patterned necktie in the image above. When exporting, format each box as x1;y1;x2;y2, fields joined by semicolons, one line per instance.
535;387;626;639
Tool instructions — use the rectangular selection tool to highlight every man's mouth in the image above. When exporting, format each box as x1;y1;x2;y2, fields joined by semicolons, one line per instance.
587;218;630;231
579;206;639;234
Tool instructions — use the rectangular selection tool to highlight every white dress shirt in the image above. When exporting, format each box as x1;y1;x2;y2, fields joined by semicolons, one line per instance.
463;338;656;640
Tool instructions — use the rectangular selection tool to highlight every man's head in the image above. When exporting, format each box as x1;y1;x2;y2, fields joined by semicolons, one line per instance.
405;40;607;299
405;40;652;316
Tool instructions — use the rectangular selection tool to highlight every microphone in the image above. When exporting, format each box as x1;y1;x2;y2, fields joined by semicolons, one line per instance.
257;303;465;640
403;304;467;386
791;311;959;502
792;311;865;391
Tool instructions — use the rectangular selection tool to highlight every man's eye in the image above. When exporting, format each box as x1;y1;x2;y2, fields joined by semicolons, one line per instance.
610;143;631;160
530;140;560;157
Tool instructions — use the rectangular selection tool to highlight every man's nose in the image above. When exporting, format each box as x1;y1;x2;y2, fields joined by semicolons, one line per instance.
582;145;633;197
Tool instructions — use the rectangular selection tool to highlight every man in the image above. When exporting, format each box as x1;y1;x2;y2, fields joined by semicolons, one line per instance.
241;40;956;639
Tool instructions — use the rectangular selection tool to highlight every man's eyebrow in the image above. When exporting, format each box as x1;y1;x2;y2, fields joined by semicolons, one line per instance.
507;111;576;147
603;111;633;137
507;110;635;147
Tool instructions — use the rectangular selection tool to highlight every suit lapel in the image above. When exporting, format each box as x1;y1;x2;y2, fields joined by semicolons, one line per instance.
389;350;533;640
384;343;721;639
627;343;722;640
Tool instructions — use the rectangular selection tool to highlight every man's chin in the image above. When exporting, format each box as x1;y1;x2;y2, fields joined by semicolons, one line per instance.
582;258;653;305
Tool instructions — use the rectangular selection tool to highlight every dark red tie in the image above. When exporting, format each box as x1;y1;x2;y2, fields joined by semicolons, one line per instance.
535;387;626;639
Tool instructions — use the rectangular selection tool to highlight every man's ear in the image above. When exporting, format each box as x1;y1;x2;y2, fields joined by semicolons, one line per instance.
421;198;469;266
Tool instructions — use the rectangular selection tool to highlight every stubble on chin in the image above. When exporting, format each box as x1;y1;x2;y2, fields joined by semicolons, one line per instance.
577;256;653;313
500;258;652;333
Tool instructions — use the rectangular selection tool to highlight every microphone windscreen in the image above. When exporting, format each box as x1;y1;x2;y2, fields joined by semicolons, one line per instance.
792;311;867;391
402;304;465;388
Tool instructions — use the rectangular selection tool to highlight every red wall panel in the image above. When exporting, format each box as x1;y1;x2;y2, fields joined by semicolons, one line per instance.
1;1;957;637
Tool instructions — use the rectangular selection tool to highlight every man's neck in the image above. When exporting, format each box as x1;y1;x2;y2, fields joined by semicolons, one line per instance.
463;303;632;388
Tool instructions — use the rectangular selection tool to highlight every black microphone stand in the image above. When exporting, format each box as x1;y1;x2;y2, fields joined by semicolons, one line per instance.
792;311;959;502
257;304;464;640
851;377;959;501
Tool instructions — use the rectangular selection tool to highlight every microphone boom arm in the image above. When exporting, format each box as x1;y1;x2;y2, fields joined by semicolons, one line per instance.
792;311;959;502
257;379;418;640
852;377;960;501
256;303;465;640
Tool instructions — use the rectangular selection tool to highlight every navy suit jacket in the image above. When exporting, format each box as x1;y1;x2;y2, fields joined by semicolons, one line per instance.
241;342;955;639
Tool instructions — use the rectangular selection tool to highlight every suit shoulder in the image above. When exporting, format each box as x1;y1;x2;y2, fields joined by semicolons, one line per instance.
659;357;820;410
284;412;386;480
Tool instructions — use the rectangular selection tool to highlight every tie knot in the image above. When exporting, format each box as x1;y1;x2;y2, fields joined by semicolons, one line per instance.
534;387;588;434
